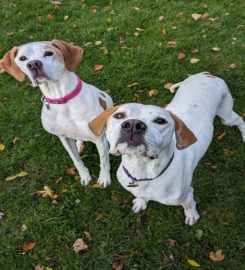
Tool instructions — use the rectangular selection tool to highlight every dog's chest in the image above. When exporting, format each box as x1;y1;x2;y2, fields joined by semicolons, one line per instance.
41;104;93;140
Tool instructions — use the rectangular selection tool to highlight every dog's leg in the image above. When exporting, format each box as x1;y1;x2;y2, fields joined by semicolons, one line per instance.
132;197;148;213
95;135;111;187
59;136;91;185
76;140;84;153
181;187;199;226
217;91;245;142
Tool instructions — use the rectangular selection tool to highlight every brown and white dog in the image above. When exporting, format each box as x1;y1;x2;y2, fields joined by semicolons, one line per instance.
0;40;113;187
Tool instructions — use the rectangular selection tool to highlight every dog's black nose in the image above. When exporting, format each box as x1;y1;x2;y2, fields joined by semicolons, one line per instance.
27;60;43;70
121;119;147;134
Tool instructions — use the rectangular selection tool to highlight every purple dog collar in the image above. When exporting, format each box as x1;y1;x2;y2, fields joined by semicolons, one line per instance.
42;76;82;105
123;152;174;187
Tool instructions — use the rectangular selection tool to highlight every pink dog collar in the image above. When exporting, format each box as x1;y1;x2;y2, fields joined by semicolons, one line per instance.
42;76;82;104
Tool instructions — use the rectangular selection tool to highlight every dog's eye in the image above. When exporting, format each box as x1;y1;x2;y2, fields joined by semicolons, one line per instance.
44;51;54;57
19;56;27;61
153;118;167;125
113;112;126;119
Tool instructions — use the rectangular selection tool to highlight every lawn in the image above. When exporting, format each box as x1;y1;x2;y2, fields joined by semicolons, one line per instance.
0;0;244;269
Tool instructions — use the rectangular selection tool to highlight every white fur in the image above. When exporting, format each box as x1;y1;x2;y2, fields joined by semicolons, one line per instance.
104;72;245;225
15;42;113;186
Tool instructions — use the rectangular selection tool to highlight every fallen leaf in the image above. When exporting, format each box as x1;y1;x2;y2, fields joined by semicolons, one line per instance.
192;14;202;21
84;231;92;241
136;27;144;32
164;83;173;90
102;47;109;54
61;188;68;193
162;29;167;36
47;14;55;20
134;6;139;11
223;148;234;156
73;238;88;253
201;12;209;19
168;238;176;247
51;1;62;6
148;89;158;97
5;171;29;181
94;64;104;74
66;167;76;175
23;242;36;252
187;259;201;267
209;249;225;262
212;47;221;52
127;82;140;88
64;15;69;20
36;186;58;199
217;132;226;140
178;52;186;59
13;137;21;144
95;40;102;46
229;63;236;69
210;164;217;169
200;29;206;33
158;15;165;21
91;183;103;189
75;199;81;204
55;176;63;184
45;267;53;270
166;41;176;47
195;229;203;240
0;212;4;220
34;265;44;270
0;144;5;151
164;253;174;262
112;261;124;270
111;195;119;201
91;5;98;13
21;224;27;232
191;48;199;53
96;213;104;221
134;32;140;37
190;58;199;64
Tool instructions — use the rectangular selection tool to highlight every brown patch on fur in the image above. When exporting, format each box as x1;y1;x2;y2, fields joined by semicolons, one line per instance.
89;106;120;136
168;111;197;150
99;97;107;110
99;92;106;98
0;47;25;81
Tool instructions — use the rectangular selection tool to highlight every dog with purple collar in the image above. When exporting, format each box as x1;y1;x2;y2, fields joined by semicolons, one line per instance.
89;72;245;225
0;40;113;187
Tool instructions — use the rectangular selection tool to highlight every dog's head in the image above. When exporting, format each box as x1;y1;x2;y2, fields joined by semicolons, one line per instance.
89;103;197;159
0;40;83;87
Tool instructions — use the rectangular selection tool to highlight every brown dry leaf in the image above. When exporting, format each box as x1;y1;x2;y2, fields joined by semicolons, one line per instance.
217;132;226;140
51;1;62;6
192;14;202;20
166;41;176;47
47;14;55;20
209;249;225;262
0;144;5;151
96;213;104;221
187;259;201;267
34;265;44;270
36;186;58;199
212;47;221;52
164;253;174;262
55;176;63;184
223;148;234;156
83;231;92;241
158;15;165;21
13;137;21;144
148;89;158;97
178;52;186;59
91;183;103;189
5;171;29;181
91;5;99;13
111;195;119;202
191;48;199;53
112;261;124;270
210;164;217;170
164;83;173;90
190;58;200;64
168;238;176;247
229;63;236;69
127;82;140;88
23;242;36;252
94;64;104;74
73;238;88;253
66;167;76;175
202;12;209;19
102;47;109;54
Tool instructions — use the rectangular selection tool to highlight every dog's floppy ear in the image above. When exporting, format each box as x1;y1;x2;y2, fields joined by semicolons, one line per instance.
0;47;25;81
51;39;83;72
168;111;197;150
89;106;120;136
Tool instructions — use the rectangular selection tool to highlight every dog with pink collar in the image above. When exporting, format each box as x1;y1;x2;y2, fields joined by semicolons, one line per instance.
0;40;113;187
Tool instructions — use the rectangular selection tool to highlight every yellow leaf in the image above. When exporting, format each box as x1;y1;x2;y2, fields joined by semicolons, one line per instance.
96;213;104;221
95;40;103;46
209;249;225;262
162;29;167;36
148;89;158;97
187;259;201;267
45;268;53;270
0;144;5;151
127;82;140;88
190;58;200;64
5;171;28;181
61;188;68;193
37;186;58;199
91;183;103;189
192;14;202;21
164;83;173;90
166;41;176;47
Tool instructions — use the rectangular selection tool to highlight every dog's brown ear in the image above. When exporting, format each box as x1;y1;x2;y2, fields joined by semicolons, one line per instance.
89;106;120;136
0;47;25;81
51;39;83;72
168;111;197;150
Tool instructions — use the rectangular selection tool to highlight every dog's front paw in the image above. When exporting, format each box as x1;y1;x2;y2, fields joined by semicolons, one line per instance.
79;169;92;186
132;198;147;213
97;174;111;188
185;210;200;226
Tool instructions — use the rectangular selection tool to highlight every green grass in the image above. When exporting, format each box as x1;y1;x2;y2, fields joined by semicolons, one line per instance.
0;0;245;269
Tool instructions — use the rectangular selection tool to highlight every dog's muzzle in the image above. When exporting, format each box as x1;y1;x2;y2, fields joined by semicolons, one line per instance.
118;119;146;147
27;60;47;79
